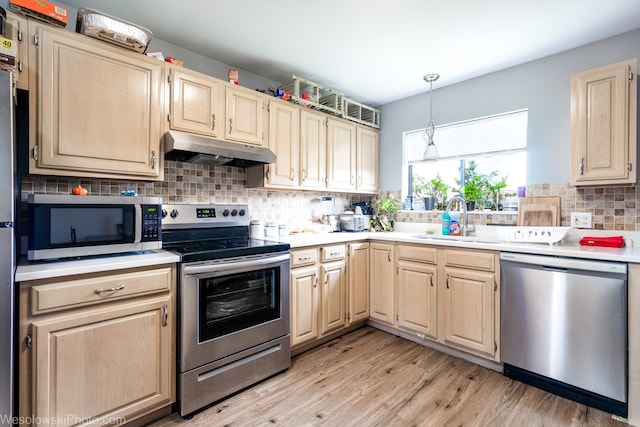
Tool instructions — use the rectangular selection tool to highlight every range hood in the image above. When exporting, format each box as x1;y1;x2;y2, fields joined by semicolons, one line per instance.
164;131;276;167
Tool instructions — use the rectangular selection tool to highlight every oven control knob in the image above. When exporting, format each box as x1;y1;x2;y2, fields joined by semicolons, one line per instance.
161;209;168;219
222;209;230;217
170;209;179;219
238;209;246;216
231;209;238;216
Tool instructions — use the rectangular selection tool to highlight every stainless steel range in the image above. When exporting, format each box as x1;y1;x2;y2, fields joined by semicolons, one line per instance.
161;204;291;417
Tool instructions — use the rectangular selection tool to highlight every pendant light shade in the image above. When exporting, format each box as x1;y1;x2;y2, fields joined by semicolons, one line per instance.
423;73;440;159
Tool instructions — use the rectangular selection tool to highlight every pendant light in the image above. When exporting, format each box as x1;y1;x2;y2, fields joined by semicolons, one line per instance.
423;73;440;159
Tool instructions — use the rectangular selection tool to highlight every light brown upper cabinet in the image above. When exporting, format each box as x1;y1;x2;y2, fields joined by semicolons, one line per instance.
225;84;266;146
570;58;637;186
356;125;379;192
166;64;225;138
299;109;327;190
28;21;164;180
327;117;357;191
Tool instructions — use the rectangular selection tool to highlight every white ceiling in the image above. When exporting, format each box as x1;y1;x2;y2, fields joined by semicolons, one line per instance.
60;0;640;106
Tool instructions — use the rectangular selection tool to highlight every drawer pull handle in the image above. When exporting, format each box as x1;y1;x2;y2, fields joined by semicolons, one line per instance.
94;284;125;295
162;304;169;327
298;256;311;262
329;252;341;257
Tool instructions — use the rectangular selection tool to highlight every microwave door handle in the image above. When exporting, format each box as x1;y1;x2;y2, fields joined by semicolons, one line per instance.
134;205;142;243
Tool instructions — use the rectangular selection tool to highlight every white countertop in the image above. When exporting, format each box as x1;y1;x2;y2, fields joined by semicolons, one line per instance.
17;224;640;282
15;250;181;282
281;223;640;263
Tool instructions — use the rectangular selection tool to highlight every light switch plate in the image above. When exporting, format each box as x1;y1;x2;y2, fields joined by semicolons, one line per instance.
571;212;592;228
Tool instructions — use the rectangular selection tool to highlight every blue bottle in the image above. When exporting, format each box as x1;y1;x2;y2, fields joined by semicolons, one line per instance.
442;212;450;235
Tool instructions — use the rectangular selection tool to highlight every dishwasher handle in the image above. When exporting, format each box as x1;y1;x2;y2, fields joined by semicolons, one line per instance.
500;252;627;274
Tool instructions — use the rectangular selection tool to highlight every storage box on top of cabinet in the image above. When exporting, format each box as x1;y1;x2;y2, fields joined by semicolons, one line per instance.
280;74;345;117
344;98;380;129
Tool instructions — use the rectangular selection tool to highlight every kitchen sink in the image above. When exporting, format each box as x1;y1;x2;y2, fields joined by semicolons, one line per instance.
413;234;503;244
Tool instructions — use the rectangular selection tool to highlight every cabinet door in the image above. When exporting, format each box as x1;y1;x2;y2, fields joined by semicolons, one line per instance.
326;118;356;191
369;242;395;325
31;24;163;180
571;59;637;185
442;267;495;356
397;260;437;339
266;99;300;187
320;260;346;336
225;85;265;146
300;109;327;189
31;297;172;426
348;242;370;324
169;66;223;138
290;266;319;347
356;126;379;192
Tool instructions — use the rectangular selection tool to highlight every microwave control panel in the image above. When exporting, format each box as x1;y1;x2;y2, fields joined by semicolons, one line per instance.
142;204;161;241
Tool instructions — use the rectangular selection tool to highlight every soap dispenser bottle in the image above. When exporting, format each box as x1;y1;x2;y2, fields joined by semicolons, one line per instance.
442;212;450;235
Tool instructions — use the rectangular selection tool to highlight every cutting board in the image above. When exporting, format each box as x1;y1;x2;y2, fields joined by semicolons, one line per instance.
517;197;561;226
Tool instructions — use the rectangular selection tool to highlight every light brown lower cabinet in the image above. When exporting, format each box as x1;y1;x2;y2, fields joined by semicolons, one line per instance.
18;265;176;426
290;243;368;349
392;244;500;361
369;242;395;325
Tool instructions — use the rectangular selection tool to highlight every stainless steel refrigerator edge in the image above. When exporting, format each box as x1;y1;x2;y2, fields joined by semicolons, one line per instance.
0;69;15;421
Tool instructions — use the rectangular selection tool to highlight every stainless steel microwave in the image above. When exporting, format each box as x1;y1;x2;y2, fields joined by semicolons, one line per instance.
27;194;162;260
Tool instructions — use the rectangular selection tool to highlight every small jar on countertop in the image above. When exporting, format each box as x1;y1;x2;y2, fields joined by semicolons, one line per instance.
250;219;264;239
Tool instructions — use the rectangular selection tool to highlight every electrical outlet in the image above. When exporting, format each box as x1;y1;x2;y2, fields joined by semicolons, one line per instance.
571;212;592;228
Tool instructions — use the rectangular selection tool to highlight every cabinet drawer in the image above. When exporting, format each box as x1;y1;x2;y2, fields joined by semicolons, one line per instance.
291;248;318;267
321;245;346;262
30;266;173;315
442;249;495;272
397;245;437;264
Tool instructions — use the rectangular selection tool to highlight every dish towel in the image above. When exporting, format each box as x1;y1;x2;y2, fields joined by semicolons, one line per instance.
579;236;625;248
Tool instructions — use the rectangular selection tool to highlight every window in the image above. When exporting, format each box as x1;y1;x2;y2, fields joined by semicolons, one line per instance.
402;109;528;210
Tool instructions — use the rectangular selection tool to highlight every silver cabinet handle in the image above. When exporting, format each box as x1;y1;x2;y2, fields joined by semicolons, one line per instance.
302;169;307;182
298;256;311;262
151;151;157;169
291;168;296;181
323;267;328;285
94;284;125;295
229;118;233;133
212;113;216;131
162;304;168;327
580;158;584;176
329;251;342;257
314;273;318;288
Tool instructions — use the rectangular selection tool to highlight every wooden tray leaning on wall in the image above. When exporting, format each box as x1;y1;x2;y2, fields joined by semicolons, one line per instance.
517;196;561;226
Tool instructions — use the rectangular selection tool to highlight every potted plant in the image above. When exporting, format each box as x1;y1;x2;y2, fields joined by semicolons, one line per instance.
430;176;449;210
487;175;508;210
371;195;398;231
412;175;437;210
462;176;483;211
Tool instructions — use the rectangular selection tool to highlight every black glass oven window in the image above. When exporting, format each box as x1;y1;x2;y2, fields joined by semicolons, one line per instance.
198;267;280;342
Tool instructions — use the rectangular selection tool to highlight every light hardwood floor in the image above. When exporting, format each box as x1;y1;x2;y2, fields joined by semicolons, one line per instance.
150;327;628;427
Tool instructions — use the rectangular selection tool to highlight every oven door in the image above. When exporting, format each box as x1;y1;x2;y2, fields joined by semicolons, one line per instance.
180;252;290;373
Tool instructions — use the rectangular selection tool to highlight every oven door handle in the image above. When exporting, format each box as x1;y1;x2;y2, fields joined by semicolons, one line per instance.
182;253;290;276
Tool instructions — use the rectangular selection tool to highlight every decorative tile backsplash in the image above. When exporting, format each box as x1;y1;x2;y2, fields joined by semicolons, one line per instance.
19;163;638;231
20;161;372;225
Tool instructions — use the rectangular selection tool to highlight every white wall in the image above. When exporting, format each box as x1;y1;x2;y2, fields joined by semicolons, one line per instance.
378;29;640;190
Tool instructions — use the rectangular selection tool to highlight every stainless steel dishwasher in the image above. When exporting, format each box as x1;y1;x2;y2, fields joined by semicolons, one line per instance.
500;252;627;417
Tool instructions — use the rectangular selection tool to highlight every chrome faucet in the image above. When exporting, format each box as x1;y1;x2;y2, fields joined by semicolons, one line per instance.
446;194;469;236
